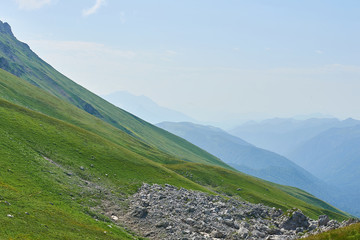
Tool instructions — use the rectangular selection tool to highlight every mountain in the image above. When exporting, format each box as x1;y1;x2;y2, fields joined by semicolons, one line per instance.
230;118;360;217
0;20;352;238
0;89;349;238
289;125;360;216
102;91;195;124
157;122;334;199
230;118;360;156
0;20;230;170
0;98;207;239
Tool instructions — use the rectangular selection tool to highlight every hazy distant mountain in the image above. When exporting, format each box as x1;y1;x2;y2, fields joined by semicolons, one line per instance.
0;18;354;238
230;118;360;156
289;125;360;189
157;121;330;196
102;91;195;124
157;121;360;215
288;125;360;216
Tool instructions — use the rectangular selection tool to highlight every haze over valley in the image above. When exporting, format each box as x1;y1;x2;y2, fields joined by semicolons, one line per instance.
0;1;360;239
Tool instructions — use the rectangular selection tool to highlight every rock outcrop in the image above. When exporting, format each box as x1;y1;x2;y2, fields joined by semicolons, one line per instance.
112;183;358;239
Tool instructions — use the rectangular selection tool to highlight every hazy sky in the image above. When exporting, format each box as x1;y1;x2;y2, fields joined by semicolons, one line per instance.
1;0;360;122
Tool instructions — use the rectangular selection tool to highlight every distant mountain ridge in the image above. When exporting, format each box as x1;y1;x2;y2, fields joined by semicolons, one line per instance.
102;91;195;124
230;118;360;156
156;122;334;200
0;19;354;238
230;117;360;217
289;125;360;216
0;22;349;239
0;19;230;170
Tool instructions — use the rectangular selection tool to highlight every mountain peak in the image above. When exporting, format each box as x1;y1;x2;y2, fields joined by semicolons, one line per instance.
0;20;14;37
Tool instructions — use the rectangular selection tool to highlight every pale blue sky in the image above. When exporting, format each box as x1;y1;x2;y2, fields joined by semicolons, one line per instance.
1;0;360;122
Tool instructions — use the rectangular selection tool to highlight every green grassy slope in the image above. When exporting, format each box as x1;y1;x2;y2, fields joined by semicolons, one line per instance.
304;223;360;240
0;68;228;169
273;185;349;220
0;21;353;238
0;99;214;239
0;21;229;170
0;99;350;240
0;68;351;220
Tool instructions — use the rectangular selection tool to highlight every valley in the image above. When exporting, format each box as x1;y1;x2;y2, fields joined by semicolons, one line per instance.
1;3;360;238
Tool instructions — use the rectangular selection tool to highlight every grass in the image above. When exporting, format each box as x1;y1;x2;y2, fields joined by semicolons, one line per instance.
0;99;207;239
0;31;231;171
274;185;349;220
0;25;354;238
0;68;351;218
304;223;360;240
0;67;229;170
0;97;350;238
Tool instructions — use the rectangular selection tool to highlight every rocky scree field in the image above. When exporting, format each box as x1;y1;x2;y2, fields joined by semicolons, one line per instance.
115;183;358;240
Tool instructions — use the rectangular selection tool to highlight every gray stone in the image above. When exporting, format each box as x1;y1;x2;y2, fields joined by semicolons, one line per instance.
280;210;309;230
183;218;195;225
237;227;249;238
252;229;266;238
318;215;330;226
131;206;148;218
308;223;317;231
211;230;226;238
119;183;343;240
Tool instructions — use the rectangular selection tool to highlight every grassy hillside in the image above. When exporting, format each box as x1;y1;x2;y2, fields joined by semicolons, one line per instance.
0;20;230;170
0;68;227;169
304;223;360;240
0;99;218;239
0;20;353;238
0;99;350;238
0;68;351;219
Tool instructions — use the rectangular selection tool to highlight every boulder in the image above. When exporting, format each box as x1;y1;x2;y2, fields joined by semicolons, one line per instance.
280;210;309;230
131;206;148;218
237;227;249;238
318;215;330;226
211;230;226;238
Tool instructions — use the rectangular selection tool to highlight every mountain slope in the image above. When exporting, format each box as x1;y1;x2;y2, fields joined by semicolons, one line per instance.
0;35;350;221
0;99;350;238
0;20;229;170
230;118;360;156
102;91;195;124
0;68;217;168
157;122;333;199
289;125;360;217
289;125;360;185
0;99;202;239
0;20;353;236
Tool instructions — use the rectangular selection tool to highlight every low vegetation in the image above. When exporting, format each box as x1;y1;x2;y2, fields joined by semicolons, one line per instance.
0;23;355;238
304;223;360;240
0;96;350;238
